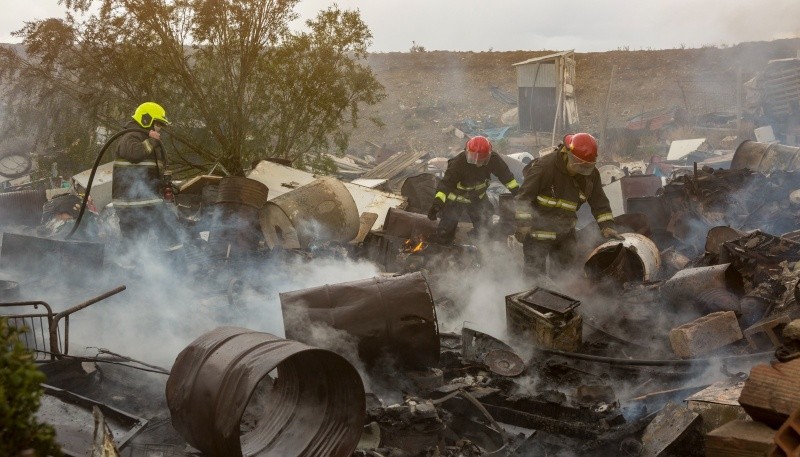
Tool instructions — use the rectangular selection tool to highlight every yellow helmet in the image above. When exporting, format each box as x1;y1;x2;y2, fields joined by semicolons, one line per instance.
132;102;170;129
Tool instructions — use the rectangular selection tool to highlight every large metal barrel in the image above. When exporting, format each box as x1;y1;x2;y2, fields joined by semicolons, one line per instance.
584;233;661;284
279;271;440;368
0;189;47;227
165;327;365;457
382;207;438;239
660;263;744;307
207;177;268;259
260;177;359;249
731;140;800;174
399;173;439;214
214;176;269;207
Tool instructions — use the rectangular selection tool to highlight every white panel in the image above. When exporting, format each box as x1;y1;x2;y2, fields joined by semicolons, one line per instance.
247;160;406;230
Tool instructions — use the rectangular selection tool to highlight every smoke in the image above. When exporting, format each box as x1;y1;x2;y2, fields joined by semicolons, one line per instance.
0;205;381;371
427;235;530;339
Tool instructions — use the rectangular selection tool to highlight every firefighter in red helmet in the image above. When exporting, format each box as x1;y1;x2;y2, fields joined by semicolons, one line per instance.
428;136;520;244
514;133;622;277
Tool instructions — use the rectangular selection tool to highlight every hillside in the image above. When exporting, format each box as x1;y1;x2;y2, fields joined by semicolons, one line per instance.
350;38;800;161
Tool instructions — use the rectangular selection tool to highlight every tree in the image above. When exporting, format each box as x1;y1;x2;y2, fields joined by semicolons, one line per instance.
0;0;385;176
0;318;62;456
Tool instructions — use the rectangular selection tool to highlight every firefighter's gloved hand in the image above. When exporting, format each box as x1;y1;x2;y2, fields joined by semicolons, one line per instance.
427;203;441;221
602;227;624;240
509;186;519;197
514;226;531;243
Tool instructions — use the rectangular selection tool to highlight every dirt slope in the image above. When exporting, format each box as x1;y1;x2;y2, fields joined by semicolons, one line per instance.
350;38;800;160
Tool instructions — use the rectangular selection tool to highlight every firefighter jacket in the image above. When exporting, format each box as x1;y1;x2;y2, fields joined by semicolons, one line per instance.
434;150;519;205
514;148;614;240
112;121;165;208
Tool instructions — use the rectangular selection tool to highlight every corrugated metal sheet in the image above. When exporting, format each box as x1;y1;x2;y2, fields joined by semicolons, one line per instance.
516;62;556;88
762;59;800;116
514;50;579;133
518;87;557;132
361;151;427;180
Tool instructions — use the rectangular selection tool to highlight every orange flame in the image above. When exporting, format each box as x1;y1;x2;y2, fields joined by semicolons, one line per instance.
403;236;427;254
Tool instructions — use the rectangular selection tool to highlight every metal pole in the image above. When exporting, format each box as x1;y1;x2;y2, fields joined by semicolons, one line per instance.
600;65;617;151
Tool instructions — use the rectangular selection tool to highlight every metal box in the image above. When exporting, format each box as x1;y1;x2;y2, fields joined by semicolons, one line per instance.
505;287;582;351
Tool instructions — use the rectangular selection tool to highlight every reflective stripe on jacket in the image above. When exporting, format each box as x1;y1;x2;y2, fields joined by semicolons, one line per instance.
514;148;615;235
111;122;165;206
434;150;518;204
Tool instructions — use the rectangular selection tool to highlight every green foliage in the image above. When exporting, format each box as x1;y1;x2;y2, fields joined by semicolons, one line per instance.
294;152;338;175
0;0;385;177
0;318;62;456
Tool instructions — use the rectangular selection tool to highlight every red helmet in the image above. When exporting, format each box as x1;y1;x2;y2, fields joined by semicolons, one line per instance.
564;133;598;162
466;136;492;166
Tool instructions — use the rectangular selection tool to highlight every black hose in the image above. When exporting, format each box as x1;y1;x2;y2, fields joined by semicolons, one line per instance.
65;128;144;239
535;347;774;367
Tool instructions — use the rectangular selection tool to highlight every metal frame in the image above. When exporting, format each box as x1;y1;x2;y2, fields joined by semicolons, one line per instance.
0;301;59;360
0;286;126;361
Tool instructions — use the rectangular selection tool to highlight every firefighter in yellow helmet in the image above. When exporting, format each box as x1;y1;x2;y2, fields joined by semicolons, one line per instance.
112;102;181;248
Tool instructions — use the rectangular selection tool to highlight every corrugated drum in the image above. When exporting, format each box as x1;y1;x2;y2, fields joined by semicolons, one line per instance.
165;327;365;457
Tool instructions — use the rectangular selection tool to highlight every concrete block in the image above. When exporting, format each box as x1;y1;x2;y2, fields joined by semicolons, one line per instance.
738;359;800;429
705;420;775;457
641;402;704;457
669;311;743;358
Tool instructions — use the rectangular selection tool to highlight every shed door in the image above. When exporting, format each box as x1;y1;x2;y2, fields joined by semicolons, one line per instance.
519;87;557;132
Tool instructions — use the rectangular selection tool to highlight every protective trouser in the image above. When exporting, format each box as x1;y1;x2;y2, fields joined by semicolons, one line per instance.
116;202;183;250
522;230;577;278
434;198;494;244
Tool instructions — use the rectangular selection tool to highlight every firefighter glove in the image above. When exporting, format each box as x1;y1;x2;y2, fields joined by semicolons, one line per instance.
514;226;531;243
509;186;519;197
427;203;441;221
602;227;624;240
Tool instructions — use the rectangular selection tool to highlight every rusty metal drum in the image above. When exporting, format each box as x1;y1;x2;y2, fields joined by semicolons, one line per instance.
165;327;366;457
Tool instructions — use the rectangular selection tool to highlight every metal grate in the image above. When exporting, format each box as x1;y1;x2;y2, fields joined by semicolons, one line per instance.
1;302;61;361
1;286;126;361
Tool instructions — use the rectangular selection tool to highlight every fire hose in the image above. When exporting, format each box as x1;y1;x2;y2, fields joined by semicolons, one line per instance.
534;347;775;367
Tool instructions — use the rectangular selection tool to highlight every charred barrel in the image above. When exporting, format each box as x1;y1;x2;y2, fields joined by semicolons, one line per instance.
584;233;661;284
279;271;440;368
207;177;269;259
260;177;360;249
0;189;47;227
732;140;800;174
165;327;365;457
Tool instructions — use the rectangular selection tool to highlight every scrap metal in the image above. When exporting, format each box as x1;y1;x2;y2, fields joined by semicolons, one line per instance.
279;271;440;368
207;176;269;259
584;233;662;284
1;285;126;361
165;326;366;457
36;384;147;456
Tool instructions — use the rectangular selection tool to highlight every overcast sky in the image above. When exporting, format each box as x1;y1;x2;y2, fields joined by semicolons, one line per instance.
1;0;799;52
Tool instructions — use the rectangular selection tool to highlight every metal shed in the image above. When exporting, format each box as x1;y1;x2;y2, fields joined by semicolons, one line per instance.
513;50;580;142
